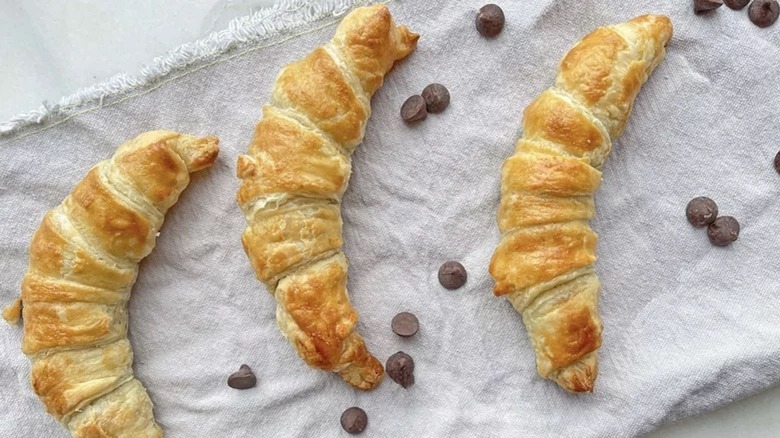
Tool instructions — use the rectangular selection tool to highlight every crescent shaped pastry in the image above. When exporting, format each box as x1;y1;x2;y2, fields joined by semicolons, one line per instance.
490;15;672;392
237;4;418;389
4;131;219;436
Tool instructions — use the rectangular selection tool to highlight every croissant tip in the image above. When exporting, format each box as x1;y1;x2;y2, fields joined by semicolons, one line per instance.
564;379;595;393
2;298;22;326
629;14;673;45
178;135;220;172
550;354;599;393
338;355;385;390
355;371;384;390
552;373;596;393
405;28;421;44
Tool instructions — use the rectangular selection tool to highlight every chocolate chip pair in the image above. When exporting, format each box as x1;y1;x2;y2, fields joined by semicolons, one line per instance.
388;312;419;388
686;197;740;246
401;84;450;123
695;0;779;28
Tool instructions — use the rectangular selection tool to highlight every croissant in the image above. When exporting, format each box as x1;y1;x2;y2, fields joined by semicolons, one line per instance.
237;4;418;390
489;15;672;392
3;131;219;436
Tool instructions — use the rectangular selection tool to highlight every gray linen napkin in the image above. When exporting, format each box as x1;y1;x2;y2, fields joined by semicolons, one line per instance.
1;0;779;436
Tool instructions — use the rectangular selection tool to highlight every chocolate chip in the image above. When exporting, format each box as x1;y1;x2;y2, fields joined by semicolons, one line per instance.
707;216;740;246
438;261;467;290
774;150;780;174
421;83;450;114
476;4;505;37
401;95;427;123
392;312;419;337
386;351;415;388
749;0;779;27
340;407;368;434
694;0;724;13
724;0;750;9
686;197;718;227
227;364;256;389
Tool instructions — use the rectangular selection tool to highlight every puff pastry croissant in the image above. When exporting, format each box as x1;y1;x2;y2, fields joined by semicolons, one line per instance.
237;4;418;390
490;15;672;392
3;131;219;436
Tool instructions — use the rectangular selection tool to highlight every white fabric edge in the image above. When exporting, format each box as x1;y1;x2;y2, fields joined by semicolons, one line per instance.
0;0;377;137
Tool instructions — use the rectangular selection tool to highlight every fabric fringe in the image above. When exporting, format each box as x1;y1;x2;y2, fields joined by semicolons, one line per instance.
0;0;375;137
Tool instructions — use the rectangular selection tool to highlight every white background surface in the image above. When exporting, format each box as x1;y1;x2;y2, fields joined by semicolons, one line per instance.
1;1;778;436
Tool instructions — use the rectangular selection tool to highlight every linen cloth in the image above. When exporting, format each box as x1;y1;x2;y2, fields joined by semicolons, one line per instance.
1;0;779;436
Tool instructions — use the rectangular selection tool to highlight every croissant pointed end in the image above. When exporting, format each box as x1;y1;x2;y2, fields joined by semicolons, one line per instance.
554;372;596;393
657;15;673;41
630;14;673;47
2;298;22;325
550;352;599;393
175;135;220;173
396;26;420;58
337;354;384;390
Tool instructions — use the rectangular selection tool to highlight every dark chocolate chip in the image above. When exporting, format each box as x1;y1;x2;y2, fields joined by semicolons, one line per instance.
391;312;419;337
686;197;718;227
749;0;779;27
386;351;415;388
476;4;505;37
340;407;368;434
401;95;427;123
724;0;750;9
694;0;724;13
707;216;740;246
438;261;467;290
227;364;257;389
774;150;780;174
421;83;450;113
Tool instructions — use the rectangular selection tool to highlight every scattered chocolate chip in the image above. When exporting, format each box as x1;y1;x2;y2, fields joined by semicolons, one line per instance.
707;216;740;246
476;4;505;37
774;150;780;174
340;407;368;434
227;364;257;389
724;0;750;9
749;0;779;27
421;83;450;114
386;351;415;388
401;95;427;123
686;197;719;227
391;312;419;337
438;261;467;290
694;0;724;13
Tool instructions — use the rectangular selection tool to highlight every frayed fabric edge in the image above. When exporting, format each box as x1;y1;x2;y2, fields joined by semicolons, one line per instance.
0;0;376;137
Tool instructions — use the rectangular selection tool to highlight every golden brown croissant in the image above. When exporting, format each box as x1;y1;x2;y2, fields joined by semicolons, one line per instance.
3;131;219;436
237;4;418;390
490;15;672;392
